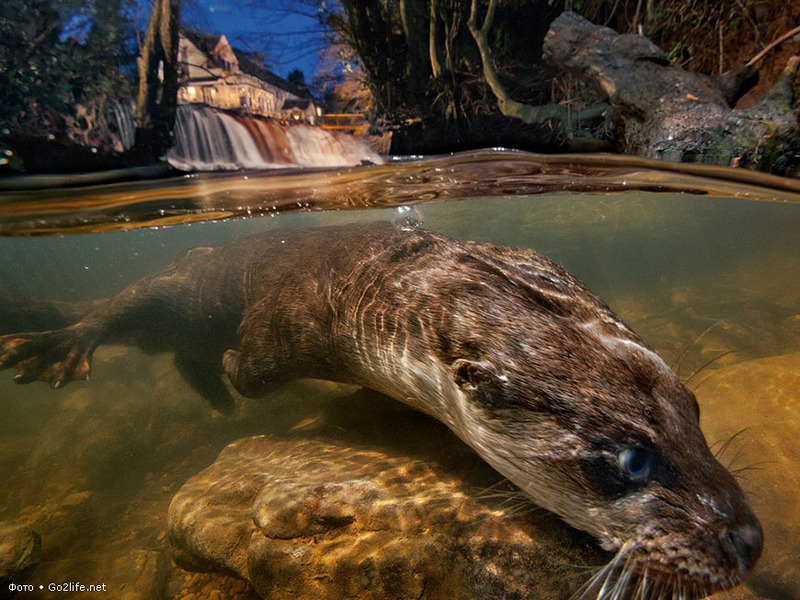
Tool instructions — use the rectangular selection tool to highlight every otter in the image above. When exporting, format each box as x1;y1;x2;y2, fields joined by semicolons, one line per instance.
0;223;761;598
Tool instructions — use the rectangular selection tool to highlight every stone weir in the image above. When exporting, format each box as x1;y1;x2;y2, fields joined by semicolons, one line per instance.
167;105;383;171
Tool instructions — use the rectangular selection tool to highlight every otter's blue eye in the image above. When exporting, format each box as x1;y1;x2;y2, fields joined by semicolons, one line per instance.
618;447;652;481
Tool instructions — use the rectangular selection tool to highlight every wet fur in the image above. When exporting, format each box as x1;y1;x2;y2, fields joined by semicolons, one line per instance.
0;223;762;598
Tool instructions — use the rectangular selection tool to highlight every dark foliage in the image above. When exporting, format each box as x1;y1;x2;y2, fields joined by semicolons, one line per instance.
0;0;135;140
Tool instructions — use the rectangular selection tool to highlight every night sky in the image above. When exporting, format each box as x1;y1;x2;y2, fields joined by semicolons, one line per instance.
189;1;325;80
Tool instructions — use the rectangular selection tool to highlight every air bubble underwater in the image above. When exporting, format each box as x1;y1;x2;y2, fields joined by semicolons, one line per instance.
390;206;424;231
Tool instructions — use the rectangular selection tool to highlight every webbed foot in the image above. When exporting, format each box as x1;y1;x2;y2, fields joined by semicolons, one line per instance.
0;327;94;389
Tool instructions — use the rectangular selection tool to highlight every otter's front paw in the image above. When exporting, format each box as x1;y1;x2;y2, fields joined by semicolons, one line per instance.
222;348;282;399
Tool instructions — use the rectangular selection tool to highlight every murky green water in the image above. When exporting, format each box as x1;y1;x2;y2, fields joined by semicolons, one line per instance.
0;152;799;599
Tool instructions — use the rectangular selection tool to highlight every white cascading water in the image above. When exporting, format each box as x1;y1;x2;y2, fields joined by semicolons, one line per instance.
168;105;268;170
284;126;357;168
167;105;382;171
107;99;136;150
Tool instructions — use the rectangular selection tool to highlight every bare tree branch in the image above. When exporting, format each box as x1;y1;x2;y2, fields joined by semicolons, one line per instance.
467;0;606;127
747;25;800;67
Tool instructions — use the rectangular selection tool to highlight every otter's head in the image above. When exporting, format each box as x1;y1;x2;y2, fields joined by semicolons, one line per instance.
437;247;762;598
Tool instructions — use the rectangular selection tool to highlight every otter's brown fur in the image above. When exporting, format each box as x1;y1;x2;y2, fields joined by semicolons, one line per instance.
0;223;762;598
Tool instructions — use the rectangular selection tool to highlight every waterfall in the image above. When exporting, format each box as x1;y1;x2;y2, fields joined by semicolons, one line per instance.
107;99;135;150
167;105;382;171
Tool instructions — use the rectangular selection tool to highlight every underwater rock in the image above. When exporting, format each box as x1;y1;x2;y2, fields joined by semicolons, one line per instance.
0;521;40;590
695;352;800;599
168;435;602;600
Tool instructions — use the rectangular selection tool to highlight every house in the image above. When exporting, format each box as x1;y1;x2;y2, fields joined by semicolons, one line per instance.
281;98;317;124
177;31;320;124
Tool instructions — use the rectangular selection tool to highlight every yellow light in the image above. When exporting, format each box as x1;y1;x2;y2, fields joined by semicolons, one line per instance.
186;86;196;97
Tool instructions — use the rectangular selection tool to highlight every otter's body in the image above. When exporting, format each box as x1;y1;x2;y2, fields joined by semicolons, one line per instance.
0;223;761;598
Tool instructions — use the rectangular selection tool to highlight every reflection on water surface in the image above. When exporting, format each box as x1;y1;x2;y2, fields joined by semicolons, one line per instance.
0;151;799;599
1;149;799;236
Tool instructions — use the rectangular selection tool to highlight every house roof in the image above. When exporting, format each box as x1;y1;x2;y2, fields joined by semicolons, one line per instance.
235;51;312;99
181;30;222;57
181;29;313;100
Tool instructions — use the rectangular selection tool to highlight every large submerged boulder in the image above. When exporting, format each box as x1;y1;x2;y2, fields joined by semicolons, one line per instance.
168;434;604;599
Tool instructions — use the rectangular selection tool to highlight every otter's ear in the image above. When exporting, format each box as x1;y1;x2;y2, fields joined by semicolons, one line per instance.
452;359;511;410
452;359;501;390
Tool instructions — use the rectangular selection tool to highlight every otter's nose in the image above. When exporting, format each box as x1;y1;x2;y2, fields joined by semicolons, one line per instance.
725;520;763;575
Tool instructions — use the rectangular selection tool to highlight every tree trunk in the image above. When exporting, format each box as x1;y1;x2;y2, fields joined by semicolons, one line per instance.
341;0;396;115
429;0;443;79
134;0;180;163
398;0;432;94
